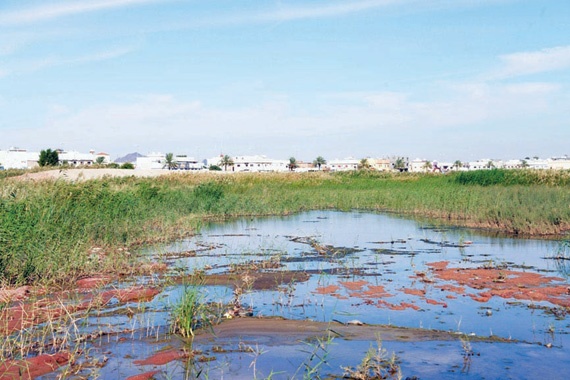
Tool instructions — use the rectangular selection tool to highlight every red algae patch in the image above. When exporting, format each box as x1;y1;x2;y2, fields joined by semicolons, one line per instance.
76;276;113;289
103;286;161;303
133;349;191;366
403;288;426;297
1;286;160;335
425;299;448;308
427;261;570;307
358;285;392;299
314;285;341;295
339;280;369;291
0;352;71;379
436;284;466;294
0;301;88;335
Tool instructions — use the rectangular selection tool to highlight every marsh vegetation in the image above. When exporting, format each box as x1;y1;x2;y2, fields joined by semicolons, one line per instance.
1;170;569;378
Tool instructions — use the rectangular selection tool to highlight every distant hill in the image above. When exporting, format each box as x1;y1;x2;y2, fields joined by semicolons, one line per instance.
114;152;143;163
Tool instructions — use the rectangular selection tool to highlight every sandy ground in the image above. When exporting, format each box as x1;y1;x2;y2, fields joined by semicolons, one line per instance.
14;168;187;181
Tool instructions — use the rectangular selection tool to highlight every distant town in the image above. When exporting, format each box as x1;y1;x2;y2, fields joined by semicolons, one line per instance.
1;147;570;173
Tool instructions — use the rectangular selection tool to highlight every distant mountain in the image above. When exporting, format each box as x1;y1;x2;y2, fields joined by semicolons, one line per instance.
114;152;143;163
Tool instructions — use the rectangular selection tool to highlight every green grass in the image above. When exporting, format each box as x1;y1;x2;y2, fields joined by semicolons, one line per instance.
1;169;570;286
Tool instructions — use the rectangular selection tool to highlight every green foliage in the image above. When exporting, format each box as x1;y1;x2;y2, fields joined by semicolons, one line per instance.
394;157;407;170
38;149;59;167
313;156;326;169
0;169;27;179
192;181;225;211
219;155;234;171
95;157;105;164
106;162;120;169
164;153;178;170
136;181;162;201
208;165;222;171
288;157;299;171
171;285;204;338
342;337;401;379
120;162;135;169
452;169;570;186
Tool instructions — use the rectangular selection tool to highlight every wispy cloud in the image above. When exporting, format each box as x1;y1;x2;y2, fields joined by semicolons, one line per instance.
249;0;401;23
188;0;515;28
0;45;136;77
0;0;166;26
490;45;570;79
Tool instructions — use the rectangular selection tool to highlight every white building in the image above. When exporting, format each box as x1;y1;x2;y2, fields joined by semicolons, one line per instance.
369;158;392;171
327;157;359;172
136;153;167;170
173;155;205;170
136;153;204;170
409;159;430;173
205;155;289;172
467;159;501;170
501;159;523;169
59;150;110;166
547;157;570;170
0;147;39;169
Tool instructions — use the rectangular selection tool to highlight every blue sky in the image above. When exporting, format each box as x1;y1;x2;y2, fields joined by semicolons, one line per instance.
1;0;569;162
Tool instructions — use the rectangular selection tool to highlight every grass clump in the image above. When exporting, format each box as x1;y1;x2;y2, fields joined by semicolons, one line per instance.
171;285;204;338
452;169;570;186
342;337;402;380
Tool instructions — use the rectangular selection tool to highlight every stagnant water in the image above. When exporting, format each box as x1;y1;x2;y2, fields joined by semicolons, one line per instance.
122;211;569;379
5;211;569;379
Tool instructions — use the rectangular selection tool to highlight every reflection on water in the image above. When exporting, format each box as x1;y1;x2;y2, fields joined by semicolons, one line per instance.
146;211;570;378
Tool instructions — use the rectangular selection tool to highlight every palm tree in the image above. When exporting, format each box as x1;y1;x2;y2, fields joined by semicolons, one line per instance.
313;156;326;170
486;160;495;169
520;159;529;168
164;153;178;170
422;160;433;172
453;160;463;171
287;157;299;171
358;158;372;170
219;155;234;171
394;157;406;171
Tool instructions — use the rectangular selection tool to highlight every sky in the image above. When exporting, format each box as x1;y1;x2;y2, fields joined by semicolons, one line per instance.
1;0;569;162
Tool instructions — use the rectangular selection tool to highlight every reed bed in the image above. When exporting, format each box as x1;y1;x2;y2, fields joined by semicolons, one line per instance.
1;169;569;286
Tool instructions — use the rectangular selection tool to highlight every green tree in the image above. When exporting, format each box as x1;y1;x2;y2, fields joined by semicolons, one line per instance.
96;156;105;165
313;156;326;170
520;159;529;168
120;162;134;169
358;158;372;170
38;149;59;167
164;153;178;170
209;164;222;171
486;160;495;169
453;160;463;170
219;155;234;171
394;157;406;171
288;157;299;171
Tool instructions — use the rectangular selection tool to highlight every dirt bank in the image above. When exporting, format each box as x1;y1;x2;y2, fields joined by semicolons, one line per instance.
13;168;177;181
193;316;512;344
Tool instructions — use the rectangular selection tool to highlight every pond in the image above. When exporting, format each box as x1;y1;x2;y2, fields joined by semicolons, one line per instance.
2;211;569;379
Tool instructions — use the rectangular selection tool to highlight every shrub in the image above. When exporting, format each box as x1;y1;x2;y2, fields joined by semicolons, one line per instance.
193;181;224;211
